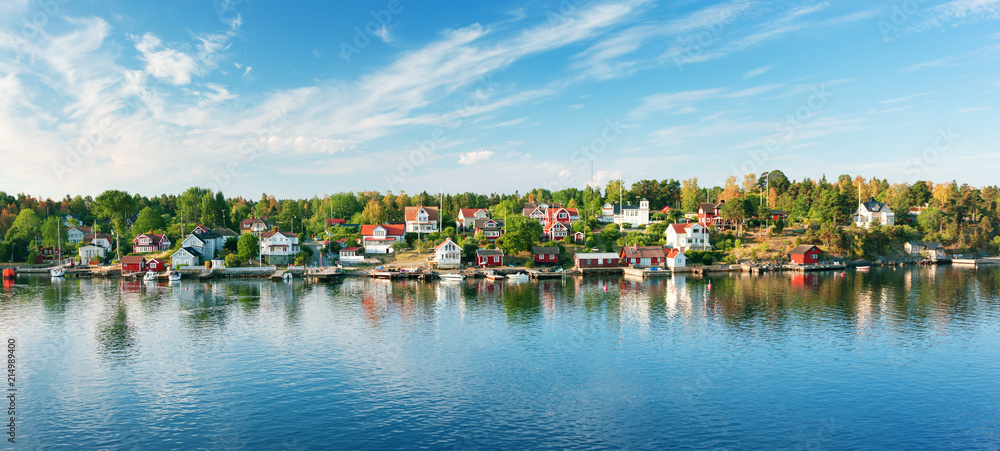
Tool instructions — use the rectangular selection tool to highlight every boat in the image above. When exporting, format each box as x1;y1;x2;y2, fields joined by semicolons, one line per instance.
484;271;504;281
439;273;466;281
505;273;529;282
50;222;65;278
856;266;871;272
168;271;182;281
283;272;293;281
143;271;159;281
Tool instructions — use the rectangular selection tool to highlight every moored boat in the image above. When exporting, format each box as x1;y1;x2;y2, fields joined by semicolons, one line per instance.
168;271;182;281
856;266;871;272
506;273;529;282
485;270;503;281
439;273;465;281
143;271;159;281
50;266;65;278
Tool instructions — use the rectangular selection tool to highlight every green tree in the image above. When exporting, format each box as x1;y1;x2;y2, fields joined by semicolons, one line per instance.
360;199;387;225
237;233;259;261
681;178;700;212
200;191;221;228
132;207;165;234
93;190;136;234
496;215;542;255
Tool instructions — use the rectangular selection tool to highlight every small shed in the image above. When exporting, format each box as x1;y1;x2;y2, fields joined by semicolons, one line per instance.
665;249;687;268
790;244;823;264
147;258;168;272
904;241;924;256
121;255;148;273
533;246;560;265
475;249;504;267
574;252;620;268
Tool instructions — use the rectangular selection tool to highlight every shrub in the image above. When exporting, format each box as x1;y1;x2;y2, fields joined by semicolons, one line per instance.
225;253;241;268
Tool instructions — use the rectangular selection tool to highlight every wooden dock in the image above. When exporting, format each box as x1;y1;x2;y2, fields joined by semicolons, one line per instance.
782;263;847;272
953;257;1000;266
622;267;673;278
526;268;566;279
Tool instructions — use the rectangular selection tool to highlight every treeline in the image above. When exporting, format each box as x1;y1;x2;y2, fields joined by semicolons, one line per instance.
2;169;1000;262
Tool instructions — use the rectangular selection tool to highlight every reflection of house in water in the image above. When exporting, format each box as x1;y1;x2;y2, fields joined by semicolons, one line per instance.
361;280;394;326
789;273;819;290
619;278;652;330
664;275;692;318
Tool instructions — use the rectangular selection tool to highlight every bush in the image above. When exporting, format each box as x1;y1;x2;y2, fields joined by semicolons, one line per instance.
225;253;241;268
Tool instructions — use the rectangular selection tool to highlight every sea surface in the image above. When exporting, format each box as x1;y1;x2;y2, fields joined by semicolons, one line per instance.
2;266;999;449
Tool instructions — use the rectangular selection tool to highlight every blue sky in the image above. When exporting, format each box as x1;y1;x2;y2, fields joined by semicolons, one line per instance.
1;0;998;199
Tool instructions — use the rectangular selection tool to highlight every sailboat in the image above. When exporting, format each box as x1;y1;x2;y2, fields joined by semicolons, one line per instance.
50;221;65;278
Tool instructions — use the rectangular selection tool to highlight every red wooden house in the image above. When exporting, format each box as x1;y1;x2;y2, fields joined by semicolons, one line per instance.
573;231;585;243
133;233;171;253
619;246;666;267
121;255;148;273
474;218;504;242
533;246;560;265
698;202;724;227
790;245;823;264
147;258;167;272
543;221;570;241
475;249;504;267
574;252;620;268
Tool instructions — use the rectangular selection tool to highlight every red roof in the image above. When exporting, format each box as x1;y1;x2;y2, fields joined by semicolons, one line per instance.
669;223;698;234
340;247;361;252
326;218;346;225
434;238;458;251
620;246;666;259
148;258;166;265
121;255;146;265
660;206;673;213
459;208;488;218
665;249;683;258
404;206;439;222
543;220;568;232
360;224;406;236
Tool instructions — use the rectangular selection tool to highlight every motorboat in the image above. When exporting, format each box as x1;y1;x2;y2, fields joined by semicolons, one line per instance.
50;266;65;278
856;266;871;272
168;271;182;281
143;271;159;281
484;271;504;281
439;273;466;281
283;272;293;281
505;273;529;282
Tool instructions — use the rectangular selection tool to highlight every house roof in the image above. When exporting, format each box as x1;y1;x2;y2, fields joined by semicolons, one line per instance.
68;226;92;233
434;238;458;251
790;244;822;255
340;247;362;252
239;217;270;229
665;249;684;258
604;203;622;215
532;246;560;255
576;252;619;259
213;227;238;237
326;218;346;226
404;205;439;222
699;202;723;213
905;241;923;246
660;206;673;213
458;208;489;218
476;249;504;257
260;231;299;239
148;258;166;265
669;223;699;234
84;233;113;242
620;246;666;259
360;224;406;236
860;197;891;213
120;255;146;265
924;242;944;250
543;220;568;231
474;218;503;230
172;247;203;258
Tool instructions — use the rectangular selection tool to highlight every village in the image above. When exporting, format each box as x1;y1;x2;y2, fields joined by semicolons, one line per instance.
3;174;999;281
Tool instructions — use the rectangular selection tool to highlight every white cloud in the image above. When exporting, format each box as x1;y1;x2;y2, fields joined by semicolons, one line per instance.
742;65;772;79
131;33;199;85
457;149;494;165
912;0;1000;31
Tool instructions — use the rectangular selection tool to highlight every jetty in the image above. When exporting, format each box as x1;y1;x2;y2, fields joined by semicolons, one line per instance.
526;268;567;279
952;257;1000;266
622;266;672;278
782;263;847;272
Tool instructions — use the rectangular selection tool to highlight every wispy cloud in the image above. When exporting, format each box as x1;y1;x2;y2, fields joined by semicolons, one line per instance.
911;0;1000;32
742;65;772;79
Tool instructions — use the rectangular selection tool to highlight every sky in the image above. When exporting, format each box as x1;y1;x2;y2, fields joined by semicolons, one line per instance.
1;0;999;200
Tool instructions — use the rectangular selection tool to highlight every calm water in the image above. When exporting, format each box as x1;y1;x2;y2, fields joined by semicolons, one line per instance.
2;267;1000;449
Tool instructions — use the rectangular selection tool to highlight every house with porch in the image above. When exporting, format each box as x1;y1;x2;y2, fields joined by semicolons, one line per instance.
339;247;364;264
133;233;171;253
85;233;114;252
475;249;504;267
533;246;560;265
78;244;106;261
904;241;925;256
574;252;620;268
405;205;439;233
604;199;650;226
923;242;948;259
434;238;462;269
181;233;219;260
854;197;895;228
698;201;727;227
543;220;570;241
360;224;406;254
457;209;490;231
170;247;202;268
665;223;711;251
474;218;504;242
619;246;666;267
259;231;300;265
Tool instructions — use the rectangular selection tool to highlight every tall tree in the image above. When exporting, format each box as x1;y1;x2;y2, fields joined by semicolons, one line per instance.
681;178;700;212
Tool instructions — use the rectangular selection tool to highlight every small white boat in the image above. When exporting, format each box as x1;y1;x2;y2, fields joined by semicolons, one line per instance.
283;272;293;281
856;266;871;272
439;273;466;281
506;273;529;282
143;271;159;281
168;271;182;281
50;266;65;278
485;271;503;281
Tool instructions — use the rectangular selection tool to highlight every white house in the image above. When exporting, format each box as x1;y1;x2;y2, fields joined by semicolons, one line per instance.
259;231;301;265
603;199;650;226
924;242;948;259
457;208;490;231
361;224;406;254
170;247;202;268
338;247;364;264
854;197;895;228
904;241;924;256
66;226;91;244
665;223;711;251
181;233;219;260
433;238;462;269
405;205;439;233
85;233;113;252
665;248;687;268
78;244;106;261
